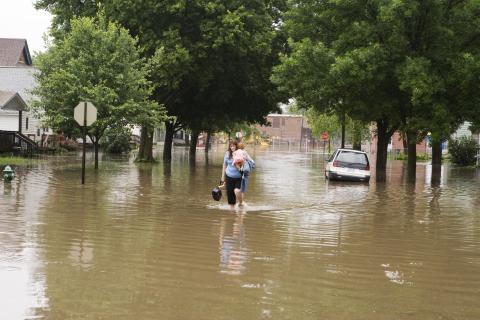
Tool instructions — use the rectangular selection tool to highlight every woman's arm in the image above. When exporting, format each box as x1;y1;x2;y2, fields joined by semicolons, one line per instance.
221;152;227;183
221;162;226;183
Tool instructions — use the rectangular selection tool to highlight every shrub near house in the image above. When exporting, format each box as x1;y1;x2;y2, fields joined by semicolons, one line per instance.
448;136;477;166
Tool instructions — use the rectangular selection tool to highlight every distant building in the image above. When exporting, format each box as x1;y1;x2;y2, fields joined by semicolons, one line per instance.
368;123;428;156
452;121;472;139
256;114;313;145
389;132;428;155
369;121;476;157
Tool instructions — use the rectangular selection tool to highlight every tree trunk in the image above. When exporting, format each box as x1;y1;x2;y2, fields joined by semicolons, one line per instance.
375;120;391;182
136;126;154;162
204;131;211;153
431;139;442;186
163;121;175;162
406;131;417;183
431;162;442;187
341;112;346;148
431;139;442;166
94;137;99;169
352;121;361;150
189;130;199;160
402;136;408;155
137;126;147;160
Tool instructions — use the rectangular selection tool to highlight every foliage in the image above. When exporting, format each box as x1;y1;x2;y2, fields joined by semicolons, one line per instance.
35;0;286;161
34;0;98;39
469;122;480;134
304;108;369;146
100;126;132;154
448;136;478;166
305;109;340;140
272;0;480;173
32;13;165;140
227;122;262;142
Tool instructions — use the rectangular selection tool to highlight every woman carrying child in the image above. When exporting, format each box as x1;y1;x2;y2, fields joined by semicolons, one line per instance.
220;141;254;209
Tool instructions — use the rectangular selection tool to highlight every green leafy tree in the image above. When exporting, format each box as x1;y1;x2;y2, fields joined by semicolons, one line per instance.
305;109;340;142
273;0;480;181
32;13;164;167
36;0;286;162
305;108;368;150
100;125;132;154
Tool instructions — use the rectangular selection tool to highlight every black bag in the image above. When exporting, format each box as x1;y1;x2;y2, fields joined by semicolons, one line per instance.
211;187;222;201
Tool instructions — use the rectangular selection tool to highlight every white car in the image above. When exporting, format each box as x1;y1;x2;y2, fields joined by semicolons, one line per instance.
325;148;371;182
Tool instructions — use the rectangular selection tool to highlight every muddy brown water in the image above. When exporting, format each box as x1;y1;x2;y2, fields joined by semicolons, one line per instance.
1;146;479;319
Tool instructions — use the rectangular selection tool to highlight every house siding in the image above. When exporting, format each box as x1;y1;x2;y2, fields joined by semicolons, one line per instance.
0;67;47;137
0;112;19;131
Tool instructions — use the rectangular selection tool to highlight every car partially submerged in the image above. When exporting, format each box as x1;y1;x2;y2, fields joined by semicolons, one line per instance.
325;148;370;182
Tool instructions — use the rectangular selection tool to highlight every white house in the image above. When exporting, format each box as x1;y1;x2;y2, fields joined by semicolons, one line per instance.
0;38;51;146
0;91;28;130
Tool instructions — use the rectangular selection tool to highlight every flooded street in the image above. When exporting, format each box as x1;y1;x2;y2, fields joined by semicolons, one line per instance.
1;146;480;320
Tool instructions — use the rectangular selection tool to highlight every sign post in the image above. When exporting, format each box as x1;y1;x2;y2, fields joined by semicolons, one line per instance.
74;102;97;184
321;132;329;159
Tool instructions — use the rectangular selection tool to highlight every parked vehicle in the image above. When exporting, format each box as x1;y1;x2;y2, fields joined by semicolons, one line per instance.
325;148;370;182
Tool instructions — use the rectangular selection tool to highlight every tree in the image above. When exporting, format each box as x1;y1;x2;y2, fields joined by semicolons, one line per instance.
32;14;164;167
36;0;285;162
273;0;480;181
135;0;285;161
305;108;368;150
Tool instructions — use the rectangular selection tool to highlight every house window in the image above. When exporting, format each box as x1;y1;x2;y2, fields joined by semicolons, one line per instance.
26;118;29;130
272;118;280;128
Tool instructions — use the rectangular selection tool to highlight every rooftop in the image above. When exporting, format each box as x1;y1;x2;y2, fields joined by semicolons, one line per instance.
0;38;32;67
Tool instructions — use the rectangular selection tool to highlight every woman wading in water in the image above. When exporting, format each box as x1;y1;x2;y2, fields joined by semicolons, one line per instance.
220;140;254;209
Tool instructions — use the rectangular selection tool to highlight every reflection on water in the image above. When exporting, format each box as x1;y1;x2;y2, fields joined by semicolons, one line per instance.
219;214;247;276
1;146;480;319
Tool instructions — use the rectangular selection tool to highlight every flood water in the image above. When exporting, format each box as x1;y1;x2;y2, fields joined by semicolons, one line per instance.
1;145;480;320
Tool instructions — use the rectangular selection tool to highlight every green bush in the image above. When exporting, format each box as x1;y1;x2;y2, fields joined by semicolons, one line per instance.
448;136;478;166
100;126;132;154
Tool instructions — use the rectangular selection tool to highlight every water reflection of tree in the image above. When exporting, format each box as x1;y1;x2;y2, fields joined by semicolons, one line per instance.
219;214;247;276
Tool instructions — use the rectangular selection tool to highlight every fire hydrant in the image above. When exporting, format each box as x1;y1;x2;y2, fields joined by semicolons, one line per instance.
3;165;14;182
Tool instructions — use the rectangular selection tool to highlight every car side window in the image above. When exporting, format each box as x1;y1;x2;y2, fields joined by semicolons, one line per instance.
328;151;337;162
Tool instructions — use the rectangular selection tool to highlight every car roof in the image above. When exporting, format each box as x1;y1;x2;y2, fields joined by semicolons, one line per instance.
335;148;367;154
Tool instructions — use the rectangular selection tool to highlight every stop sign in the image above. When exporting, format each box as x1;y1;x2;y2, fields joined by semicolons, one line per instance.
74;101;97;126
321;132;329;141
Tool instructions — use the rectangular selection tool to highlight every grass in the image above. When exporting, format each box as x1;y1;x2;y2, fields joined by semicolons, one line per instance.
0;156;40;166
389;152;433;161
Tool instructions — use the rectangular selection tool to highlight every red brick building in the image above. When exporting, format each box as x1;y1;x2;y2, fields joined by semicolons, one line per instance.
256;114;313;144
369;129;428;156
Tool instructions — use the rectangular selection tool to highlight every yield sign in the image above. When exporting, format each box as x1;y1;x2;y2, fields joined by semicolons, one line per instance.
74;101;97;126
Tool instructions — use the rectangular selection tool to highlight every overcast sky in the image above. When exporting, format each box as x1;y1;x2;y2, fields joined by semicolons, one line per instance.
0;0;52;54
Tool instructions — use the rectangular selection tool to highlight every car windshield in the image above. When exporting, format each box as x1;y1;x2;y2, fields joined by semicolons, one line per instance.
336;151;369;169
